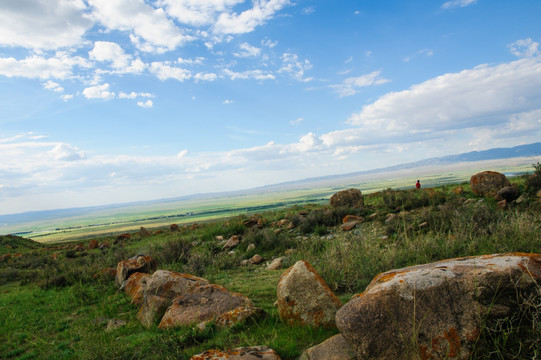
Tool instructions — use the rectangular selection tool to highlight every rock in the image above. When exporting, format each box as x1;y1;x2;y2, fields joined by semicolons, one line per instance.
299;334;356;360
170;224;179;232
330;188;364;209
73;243;85;252
158;284;253;329
336;253;541;360
99;241;110;250
215;235;224;241
277;260;342;328
140;227;151;237
115;255;157;287
368;212;378;220
341;221;359;231
228;251;236;256
207;306;264;329
243;215;262;228
284;249;297;256
516;194;526;204
222;235;241;251
190;346;281;360
267;257;284;270
240;260;250;266
106;319;127;332
277;219;289;226
495;186;520;202
88;240;99;250
342;215;364;224
470;171;511;197
497;199;508;210
116;233;131;242
452;186;464;195
124;272;151;305
419;221;428;229
246;243;256;252
249;254;264;265
137;270;209;327
93;267;116;280
384;213;397;224
0;254;12;262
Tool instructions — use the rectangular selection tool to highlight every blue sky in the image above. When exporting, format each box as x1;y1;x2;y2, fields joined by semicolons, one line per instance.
1;0;540;215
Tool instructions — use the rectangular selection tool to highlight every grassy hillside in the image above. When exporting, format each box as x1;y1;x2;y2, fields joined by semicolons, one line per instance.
0;173;540;359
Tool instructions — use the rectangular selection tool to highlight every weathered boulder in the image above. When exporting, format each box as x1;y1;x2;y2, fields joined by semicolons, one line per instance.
137;270;208;327
299;334;356;360
277;260;342;328
88;239;99;250
116;233;131;242
222;235;241;251
190;346;281;360
99;241;110;250
140;227;151;237
330;189;364;209
124;272;151;305
170;224;179;232
336;253;541;360
93;267;116;280
249;254;264;265
495;185;520;202
115;255;157;287
267;257;284;270
452;186;464;195
211;306;264;329
158;284;253;329
470;171;511;197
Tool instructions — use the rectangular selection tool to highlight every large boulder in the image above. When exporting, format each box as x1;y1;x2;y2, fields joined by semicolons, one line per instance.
116;255;157;287
299;334;356;360
277;260;342;328
124;272;151;304
336;253;541;360
190;346;281;360
495;186;520;202
470;171;511;197
137;270;208;327
330;189;364;209
158;284;253;329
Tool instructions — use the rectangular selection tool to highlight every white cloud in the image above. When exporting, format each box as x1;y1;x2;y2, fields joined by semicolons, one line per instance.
508;38;540;58
0;55;74;80
89;41;147;73
234;42;262;57
82;83;115;100
404;49;434;62
150;62;193;81
262;38;278;48
118;91;154;99
442;0;476;9
61;94;74;101
0;0;92;49
177;149;189;158
194;72;218;82
137;99;153;108
177;57;206;66
48;143;86;161
43;80;64;92
223;99;234;104
290;117;303;125
302;7;315;15
279;53;313;82
88;0;192;53
159;0;244;26
214;0;291;34
331;71;390;97
223;69;275;80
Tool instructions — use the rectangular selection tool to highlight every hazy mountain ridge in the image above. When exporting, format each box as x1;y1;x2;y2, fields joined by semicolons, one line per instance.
1;142;539;226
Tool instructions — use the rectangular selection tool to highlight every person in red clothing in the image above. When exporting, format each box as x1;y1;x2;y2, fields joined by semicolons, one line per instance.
416;180;421;189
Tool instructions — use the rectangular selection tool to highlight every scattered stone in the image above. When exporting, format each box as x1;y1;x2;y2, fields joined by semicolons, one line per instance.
497;199;508;210
116;255;157;287
342;215;364;224
206;306;264;329
88;240;99;250
368;212;378;220
336;253;541;360
341;221;359;231
140;227;151;237
215;235;224;241
93;267;116;280
246;243;256;252
273;229;283;235
470;171;511;197
124;272;151;305
330;188;364;209
516;195;526;204
190;346;281;360
384;214;397;224
49;254;58;260
248;254;264;265
495;186;520;202
0;254;12;262
267;257;284;270
277;219;289;227
106;319;127;332
222;235;241;251
170;224;179;232
243;215;263;228
137;270;209;327
73;244;85;252
159;284;253;329
240;260;250;266
453;186;464;195
464;198;476;205
285;249;296;256
286;222;296;229
277;260;342;328
116;233;131;242
99;241;111;250
228;251;236;256
299;334;356;360
419;221;428;229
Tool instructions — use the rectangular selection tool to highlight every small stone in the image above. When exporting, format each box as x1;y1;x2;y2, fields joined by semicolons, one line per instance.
106;319;127;332
249;254;264;265
247;243;256;252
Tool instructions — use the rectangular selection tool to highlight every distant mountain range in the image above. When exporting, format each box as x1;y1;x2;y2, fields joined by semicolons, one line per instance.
1;142;539;226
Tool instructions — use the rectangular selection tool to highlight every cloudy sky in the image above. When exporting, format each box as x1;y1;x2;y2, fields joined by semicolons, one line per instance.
1;0;540;215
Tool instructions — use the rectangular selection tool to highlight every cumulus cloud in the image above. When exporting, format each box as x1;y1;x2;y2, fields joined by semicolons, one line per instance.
0;0;92;49
137;99;153;108
82;83;115;100
48;143;86;161
331;71;390;97
89;41;146;73
508;38;540;58
442;0;476;9
177;149;189;158
0;55;74;80
159;0;244;26
290;117;303;125
150;62;192;81
223;68;275;80
234;42;262;57
88;0;192;53
43;80;64;92
279;53;313;81
214;0;291;34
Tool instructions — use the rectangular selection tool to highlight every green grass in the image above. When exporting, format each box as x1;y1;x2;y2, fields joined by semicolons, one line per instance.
0;172;540;359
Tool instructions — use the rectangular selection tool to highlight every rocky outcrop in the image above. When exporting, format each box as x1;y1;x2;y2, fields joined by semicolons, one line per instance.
277;260;342;328
158;284;253;329
137;270;208;327
299;334;356;360
470;171;511;197
336;253;541;360
115;255;157;287
190;346;281;360
124;272;151;305
330;189;364;209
